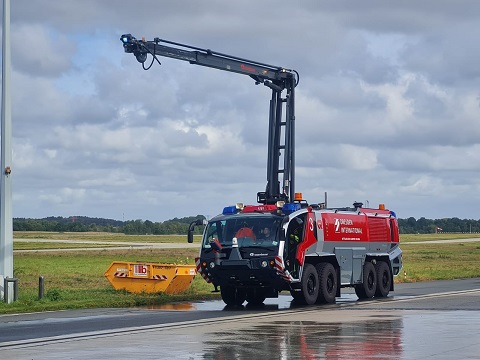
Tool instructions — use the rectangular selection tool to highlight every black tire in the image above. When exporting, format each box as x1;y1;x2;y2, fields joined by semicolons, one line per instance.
246;288;266;305
354;262;377;300
300;263;319;305
375;261;392;297
316;263;337;304
220;286;246;306
290;290;304;302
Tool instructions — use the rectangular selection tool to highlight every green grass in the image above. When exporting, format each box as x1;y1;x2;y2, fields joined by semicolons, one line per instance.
400;233;480;242
398;242;480;282
0;248;218;314
1;232;480;314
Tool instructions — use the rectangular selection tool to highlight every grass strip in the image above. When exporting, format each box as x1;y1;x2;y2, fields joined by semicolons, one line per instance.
1;248;216;314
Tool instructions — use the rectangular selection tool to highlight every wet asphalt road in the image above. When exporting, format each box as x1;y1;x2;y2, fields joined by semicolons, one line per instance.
1;278;479;359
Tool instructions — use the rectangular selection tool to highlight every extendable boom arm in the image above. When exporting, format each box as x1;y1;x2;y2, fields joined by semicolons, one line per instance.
120;34;297;89
120;34;298;204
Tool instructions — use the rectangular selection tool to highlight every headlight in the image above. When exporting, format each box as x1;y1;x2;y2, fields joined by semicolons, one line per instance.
261;260;268;268
209;262;215;268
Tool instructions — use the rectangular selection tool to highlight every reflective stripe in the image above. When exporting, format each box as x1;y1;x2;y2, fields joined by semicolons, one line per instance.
152;275;168;280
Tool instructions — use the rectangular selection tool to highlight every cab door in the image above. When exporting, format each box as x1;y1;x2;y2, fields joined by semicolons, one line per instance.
284;210;318;277
296;209;317;265
284;214;306;278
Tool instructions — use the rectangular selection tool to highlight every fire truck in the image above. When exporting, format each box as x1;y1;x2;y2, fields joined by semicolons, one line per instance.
120;34;403;306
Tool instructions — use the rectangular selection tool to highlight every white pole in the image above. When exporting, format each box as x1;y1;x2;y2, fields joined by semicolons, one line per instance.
1;0;14;303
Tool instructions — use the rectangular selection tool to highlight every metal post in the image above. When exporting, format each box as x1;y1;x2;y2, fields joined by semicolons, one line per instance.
3;277;7;302
0;0;14;304
39;276;45;300
3;277;17;302
13;277;17;301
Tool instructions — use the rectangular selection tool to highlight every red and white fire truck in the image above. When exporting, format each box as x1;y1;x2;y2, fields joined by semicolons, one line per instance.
121;35;403;306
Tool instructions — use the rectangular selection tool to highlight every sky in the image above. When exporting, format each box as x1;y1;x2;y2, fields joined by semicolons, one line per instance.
1;0;480;222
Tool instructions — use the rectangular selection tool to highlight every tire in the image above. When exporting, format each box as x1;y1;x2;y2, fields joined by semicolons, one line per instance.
316;263;337;304
354;262;377;300
246;288;266;305
375;261;392;297
300;263;319;305
290;290;304;302
220;286;246;306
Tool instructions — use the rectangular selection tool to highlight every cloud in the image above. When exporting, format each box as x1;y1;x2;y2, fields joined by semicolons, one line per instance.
11;24;76;77
3;0;480;221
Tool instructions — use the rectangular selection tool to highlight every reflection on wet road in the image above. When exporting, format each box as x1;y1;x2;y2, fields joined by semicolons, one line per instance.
201;310;480;359
203;317;404;359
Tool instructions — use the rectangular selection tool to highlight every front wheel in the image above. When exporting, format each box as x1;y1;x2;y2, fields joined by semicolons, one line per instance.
246;288;266;305
290;290;304;301
300;263;319;305
220;286;246;306
354;262;377;300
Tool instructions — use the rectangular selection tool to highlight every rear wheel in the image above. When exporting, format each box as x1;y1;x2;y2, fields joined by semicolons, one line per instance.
316;263;337;304
375;261;392;297
300;263;319;305
354;262;377;300
220;286;246;306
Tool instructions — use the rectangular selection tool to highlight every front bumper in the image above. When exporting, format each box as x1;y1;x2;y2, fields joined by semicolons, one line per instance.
199;257;287;289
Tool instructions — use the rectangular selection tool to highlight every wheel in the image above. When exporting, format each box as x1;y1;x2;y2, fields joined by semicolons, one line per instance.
355;262;377;300
316;263;337;304
290;290;303;301
246;288;266;305
220;286;246;306
375;261;392;297
300;263;319;305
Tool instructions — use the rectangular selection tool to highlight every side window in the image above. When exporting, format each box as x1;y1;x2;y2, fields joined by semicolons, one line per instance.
204;221;226;247
286;214;306;243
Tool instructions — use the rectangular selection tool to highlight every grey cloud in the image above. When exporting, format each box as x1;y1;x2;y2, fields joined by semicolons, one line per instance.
10;24;76;77
5;0;480;220
401;24;480;86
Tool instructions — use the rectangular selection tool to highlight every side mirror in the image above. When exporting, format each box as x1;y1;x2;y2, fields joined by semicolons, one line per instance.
187;219;206;243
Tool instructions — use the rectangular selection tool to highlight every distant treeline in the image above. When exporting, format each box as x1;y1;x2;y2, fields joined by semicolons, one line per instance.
13;215;206;235
12;215;480;235
397;217;480;234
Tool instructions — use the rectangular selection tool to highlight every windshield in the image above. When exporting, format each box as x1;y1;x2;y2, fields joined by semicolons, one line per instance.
203;215;282;249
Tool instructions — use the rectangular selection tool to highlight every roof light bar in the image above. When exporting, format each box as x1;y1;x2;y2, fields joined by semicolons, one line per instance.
282;203;301;214
222;205;239;215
